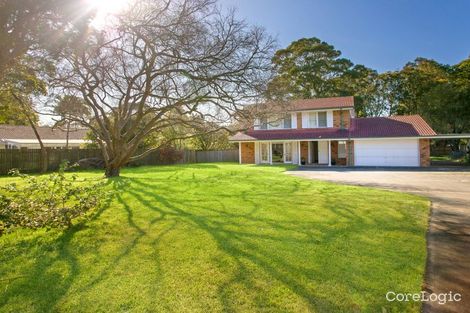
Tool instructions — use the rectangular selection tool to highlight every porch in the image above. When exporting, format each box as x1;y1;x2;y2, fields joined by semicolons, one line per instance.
241;140;353;166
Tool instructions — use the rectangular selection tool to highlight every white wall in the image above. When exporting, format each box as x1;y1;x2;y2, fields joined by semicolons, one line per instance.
292;141;300;164
291;113;297;129
354;139;420;167
327;111;333;127
254;142;260;164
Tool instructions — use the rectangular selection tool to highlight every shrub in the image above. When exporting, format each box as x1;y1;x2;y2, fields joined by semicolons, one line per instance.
156;146;184;164
0;163;108;235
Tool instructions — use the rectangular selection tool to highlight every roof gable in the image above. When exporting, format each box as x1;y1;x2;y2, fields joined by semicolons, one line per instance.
230;114;437;141
0;125;88;140
288;96;354;111
350;115;437;138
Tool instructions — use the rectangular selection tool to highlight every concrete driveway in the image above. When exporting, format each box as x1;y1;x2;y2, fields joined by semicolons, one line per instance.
286;167;470;313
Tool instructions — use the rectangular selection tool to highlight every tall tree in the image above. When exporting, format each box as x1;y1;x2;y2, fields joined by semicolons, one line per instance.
54;0;274;177
188;119;233;151
267;37;375;100
0;57;49;171
356;71;400;117
0;0;92;78
53;95;90;148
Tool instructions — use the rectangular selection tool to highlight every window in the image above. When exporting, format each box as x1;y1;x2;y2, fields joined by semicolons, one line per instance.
268;117;283;129
283;114;292;129
260;143;269;163
318;112;327;127
338;141;347;158
266;114;291;129
284;142;292;163
260;118;268;130
308;112;317;128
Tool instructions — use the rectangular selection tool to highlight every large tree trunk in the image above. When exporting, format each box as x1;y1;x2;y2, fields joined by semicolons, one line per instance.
29;120;48;173
13;93;48;173
65;121;70;149
104;166;121;178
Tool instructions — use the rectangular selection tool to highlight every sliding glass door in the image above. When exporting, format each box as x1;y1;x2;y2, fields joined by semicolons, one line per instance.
284;142;293;163
260;143;269;163
271;143;283;163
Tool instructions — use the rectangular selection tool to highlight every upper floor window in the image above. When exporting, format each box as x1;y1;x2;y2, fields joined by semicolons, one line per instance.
256;114;292;130
308;111;328;128
308;112;317;128
283;114;292;129
269;117;283;129
260;117;268;130
318;112;327;127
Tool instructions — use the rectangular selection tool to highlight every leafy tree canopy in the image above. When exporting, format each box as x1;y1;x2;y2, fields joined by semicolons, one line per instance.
267;37;376;101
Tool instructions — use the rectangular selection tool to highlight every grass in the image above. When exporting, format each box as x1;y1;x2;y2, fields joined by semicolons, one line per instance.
430;155;468;163
0;163;429;313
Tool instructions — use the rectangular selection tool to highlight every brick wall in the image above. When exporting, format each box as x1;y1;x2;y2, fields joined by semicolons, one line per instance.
346;140;354;166
331;141;338;164
296;113;302;129
300;141;308;163
419;139;430;167
240;142;255;164
331;141;347;165
333;110;351;129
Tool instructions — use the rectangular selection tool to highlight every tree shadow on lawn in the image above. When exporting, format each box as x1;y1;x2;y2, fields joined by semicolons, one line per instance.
122;175;426;312
0;170;426;312
1;225;86;311
0;189;115;311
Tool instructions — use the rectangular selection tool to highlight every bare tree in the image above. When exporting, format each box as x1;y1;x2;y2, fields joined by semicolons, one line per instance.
53;0;274;177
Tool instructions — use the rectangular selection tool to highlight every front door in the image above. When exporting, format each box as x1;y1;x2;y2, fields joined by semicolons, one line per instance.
310;141;319;163
318;141;328;164
272;143;283;163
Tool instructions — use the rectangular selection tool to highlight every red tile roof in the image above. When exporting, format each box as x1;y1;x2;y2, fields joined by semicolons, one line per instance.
350;115;437;138
288;96;354;111
231;128;350;141
230;115;437;141
0;125;88;140
246;96;355;115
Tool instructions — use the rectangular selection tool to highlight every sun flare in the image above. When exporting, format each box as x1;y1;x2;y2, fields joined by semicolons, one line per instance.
86;0;132;28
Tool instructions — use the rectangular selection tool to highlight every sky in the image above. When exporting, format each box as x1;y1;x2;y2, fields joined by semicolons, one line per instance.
219;0;470;73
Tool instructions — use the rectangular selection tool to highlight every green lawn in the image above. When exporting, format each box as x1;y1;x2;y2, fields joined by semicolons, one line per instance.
0;164;429;313
430;155;467;163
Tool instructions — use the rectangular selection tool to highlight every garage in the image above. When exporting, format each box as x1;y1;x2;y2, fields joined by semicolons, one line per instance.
354;139;420;167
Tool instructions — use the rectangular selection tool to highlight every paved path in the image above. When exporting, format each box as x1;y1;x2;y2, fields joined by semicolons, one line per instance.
287;167;470;313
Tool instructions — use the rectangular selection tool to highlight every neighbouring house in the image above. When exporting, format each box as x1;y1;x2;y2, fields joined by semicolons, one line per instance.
229;96;470;167
0;125;89;149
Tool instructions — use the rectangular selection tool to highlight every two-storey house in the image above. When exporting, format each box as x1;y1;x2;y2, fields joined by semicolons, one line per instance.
229;96;440;167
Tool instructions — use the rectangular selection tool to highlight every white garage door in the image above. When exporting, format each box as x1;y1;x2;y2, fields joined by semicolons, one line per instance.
355;139;419;167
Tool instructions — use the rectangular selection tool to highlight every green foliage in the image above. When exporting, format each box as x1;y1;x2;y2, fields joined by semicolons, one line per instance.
53;95;90;122
0;164;429;312
0;55;53;125
363;57;470;134
0;0;93;77
268;37;377;101
0;163;108;234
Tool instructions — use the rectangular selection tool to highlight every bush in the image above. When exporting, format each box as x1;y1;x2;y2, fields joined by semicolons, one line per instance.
0;163;108;235
156;146;184;164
